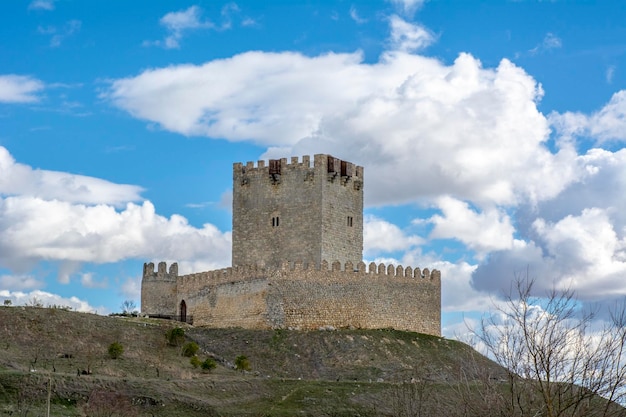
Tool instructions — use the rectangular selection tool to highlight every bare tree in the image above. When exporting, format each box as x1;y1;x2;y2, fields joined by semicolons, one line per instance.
391;380;431;417
27;296;44;307
120;300;138;316
470;274;626;417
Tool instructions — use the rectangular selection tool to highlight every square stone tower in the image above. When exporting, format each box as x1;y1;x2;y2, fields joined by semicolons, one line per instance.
232;154;364;268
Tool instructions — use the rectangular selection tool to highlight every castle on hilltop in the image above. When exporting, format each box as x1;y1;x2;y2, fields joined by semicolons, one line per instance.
141;154;441;336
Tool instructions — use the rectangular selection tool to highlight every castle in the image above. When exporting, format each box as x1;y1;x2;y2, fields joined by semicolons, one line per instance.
141;154;441;336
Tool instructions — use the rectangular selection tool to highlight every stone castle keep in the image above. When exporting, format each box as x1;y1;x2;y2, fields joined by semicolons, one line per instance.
141;154;441;336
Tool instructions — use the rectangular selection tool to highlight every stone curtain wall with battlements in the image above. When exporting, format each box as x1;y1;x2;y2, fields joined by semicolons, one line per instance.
142;154;441;336
232;155;363;268
142;261;441;336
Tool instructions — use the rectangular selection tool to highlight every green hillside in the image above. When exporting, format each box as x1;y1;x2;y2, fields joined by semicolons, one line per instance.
0;306;520;416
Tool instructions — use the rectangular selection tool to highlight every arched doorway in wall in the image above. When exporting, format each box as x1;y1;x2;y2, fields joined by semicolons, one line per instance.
179;300;187;323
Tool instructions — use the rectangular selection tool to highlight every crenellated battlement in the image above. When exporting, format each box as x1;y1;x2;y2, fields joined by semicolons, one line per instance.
144;259;440;287
142;261;178;279
277;260;440;280
233;154;364;184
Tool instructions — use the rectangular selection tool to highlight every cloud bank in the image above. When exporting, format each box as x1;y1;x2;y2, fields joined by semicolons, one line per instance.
106;47;577;209
0;146;231;278
104;15;626;310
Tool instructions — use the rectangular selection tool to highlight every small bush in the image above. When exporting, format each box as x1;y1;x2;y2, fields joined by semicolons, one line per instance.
182;341;199;357
201;358;217;372
108;342;124;359
190;356;201;368
166;327;185;346
234;355;251;372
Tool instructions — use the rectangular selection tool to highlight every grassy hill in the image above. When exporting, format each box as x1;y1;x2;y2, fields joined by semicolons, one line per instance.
0;306;508;416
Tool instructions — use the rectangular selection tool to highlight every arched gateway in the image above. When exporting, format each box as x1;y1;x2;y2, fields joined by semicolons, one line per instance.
179;300;187;323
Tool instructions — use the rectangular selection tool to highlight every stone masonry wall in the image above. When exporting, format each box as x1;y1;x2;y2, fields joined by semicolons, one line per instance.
232;155;363;267
141;262;178;317
319;155;364;266
143;261;441;336
268;261;440;335
232;156;322;267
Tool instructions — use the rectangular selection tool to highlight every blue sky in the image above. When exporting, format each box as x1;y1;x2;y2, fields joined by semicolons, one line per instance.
2;0;626;336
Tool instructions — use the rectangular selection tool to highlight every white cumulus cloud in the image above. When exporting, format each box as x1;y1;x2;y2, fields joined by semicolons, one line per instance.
428;196;515;256
0;274;45;291
159;5;210;49
364;215;423;255
388;15;434;52
0;146;143;206
552;90;626;144
0;197;231;272
0;75;44;103
589;90;626;142
0;147;231;275
532;208;626;295
145;4;243;49
472;148;626;300
106;48;576;210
